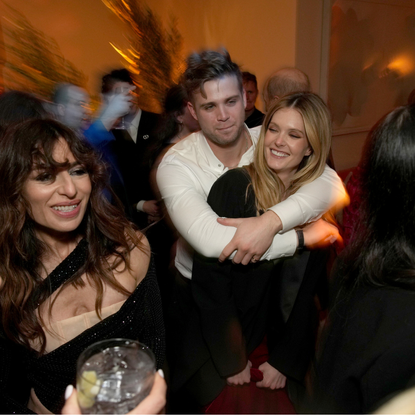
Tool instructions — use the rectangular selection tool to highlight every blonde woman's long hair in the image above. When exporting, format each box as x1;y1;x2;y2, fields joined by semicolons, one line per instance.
245;92;332;214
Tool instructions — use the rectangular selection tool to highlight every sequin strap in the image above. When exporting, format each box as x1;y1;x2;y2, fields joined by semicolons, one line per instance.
32;239;88;304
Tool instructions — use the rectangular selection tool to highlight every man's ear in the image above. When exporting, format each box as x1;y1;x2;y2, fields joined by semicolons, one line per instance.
187;101;198;121
176;111;184;124
56;103;65;117
243;89;247;109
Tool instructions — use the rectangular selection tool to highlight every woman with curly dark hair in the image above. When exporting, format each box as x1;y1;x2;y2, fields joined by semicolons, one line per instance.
0;119;164;413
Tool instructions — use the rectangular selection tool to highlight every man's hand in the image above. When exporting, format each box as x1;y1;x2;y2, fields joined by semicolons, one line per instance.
142;200;161;217
256;362;287;390
217;211;282;264
226;360;252;386
100;86;135;130
302;218;342;249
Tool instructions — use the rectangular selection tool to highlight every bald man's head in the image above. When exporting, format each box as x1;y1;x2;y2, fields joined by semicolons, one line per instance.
52;83;90;130
263;68;310;111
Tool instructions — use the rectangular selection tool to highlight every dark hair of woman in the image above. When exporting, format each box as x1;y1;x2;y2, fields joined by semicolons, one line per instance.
0;91;49;131
0;119;146;353
161;84;189;138
149;84;189;166
341;104;415;291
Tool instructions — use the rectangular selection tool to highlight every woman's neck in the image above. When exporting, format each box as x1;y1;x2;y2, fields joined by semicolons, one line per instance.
277;171;294;194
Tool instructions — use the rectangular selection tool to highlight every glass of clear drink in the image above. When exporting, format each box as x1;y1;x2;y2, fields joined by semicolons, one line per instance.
76;338;156;414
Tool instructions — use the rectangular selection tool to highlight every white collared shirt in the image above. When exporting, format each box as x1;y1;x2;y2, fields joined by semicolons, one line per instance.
126;108;142;143
157;125;346;279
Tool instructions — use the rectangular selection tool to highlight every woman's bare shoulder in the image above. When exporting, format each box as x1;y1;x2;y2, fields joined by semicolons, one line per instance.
109;230;151;292
131;230;150;267
125;231;151;285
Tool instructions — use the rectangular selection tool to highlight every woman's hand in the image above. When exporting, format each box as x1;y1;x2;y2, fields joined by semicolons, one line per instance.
226;360;252;385
62;371;166;414
256;362;287;390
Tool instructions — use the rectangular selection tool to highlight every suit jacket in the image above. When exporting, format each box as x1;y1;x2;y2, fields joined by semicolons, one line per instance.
111;110;159;226
245;107;265;128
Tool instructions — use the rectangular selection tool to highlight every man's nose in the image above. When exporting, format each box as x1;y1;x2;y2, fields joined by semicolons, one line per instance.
217;105;229;121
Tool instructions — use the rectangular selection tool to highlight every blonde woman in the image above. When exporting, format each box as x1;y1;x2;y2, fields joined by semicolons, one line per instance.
190;92;337;413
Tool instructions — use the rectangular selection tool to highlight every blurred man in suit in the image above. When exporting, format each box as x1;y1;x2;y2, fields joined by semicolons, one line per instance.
101;69;161;227
52;82;134;216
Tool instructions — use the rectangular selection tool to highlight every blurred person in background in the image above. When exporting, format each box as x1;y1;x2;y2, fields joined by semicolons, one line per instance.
263;68;311;112
242;71;264;128
148;82;200;311
150;83;200;168
101;69;161;229
52;82;133;218
149;82;200;192
52;84;91;134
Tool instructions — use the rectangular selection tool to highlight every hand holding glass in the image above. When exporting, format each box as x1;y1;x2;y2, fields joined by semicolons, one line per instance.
76;339;156;414
113;87;132;130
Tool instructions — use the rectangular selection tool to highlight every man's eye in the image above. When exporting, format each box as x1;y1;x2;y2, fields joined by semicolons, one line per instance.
204;105;214;111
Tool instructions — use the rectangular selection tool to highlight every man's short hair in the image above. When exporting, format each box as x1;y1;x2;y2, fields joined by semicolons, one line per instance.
101;68;134;94
242;71;258;89
183;49;243;101
264;68;311;105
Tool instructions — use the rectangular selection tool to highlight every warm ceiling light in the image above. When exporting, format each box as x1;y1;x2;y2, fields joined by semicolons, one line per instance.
387;56;413;76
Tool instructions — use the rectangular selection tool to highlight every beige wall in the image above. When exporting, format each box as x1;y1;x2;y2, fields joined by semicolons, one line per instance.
295;0;364;170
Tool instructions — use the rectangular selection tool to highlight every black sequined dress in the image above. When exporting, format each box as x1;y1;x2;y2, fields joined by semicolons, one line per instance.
0;239;165;414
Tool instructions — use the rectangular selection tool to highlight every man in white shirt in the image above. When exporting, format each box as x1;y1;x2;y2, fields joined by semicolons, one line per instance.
157;49;346;410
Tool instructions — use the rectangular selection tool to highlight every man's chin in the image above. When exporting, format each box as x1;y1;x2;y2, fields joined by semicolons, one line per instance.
209;131;244;147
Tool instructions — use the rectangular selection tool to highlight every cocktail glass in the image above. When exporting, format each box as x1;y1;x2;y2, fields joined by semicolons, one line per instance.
76;338;155;414
113;86;131;130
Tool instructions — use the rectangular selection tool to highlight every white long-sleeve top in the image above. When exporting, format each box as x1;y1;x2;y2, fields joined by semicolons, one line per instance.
157;125;346;279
